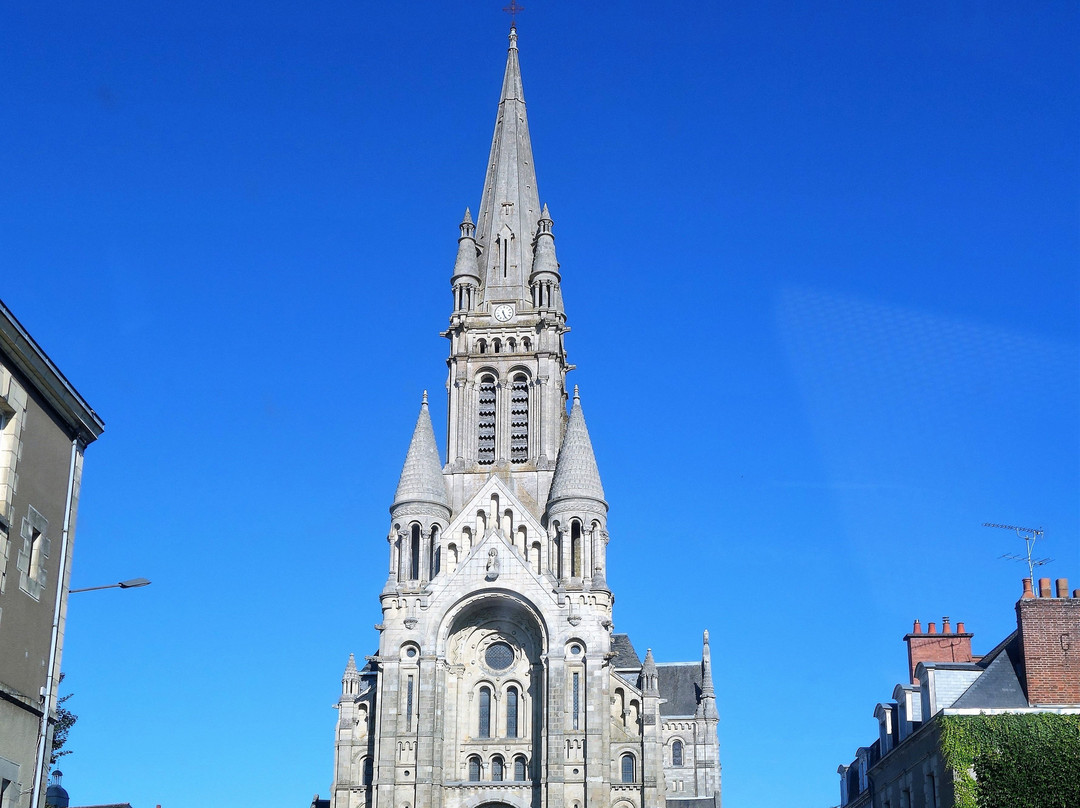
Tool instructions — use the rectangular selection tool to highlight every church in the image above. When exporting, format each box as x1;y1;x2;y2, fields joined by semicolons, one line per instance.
324;26;721;808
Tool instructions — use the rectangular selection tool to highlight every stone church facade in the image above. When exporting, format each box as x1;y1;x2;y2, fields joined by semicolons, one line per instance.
326;27;721;808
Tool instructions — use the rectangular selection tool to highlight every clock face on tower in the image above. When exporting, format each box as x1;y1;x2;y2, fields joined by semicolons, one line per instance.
492;304;515;322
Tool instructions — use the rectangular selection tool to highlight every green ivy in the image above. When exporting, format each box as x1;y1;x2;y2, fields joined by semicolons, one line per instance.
939;714;1080;808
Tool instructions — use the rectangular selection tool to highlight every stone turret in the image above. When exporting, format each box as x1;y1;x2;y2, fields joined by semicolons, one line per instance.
451;209;481;313
388;393;450;585
530;204;562;311
546;386;609;587
341;653;361;697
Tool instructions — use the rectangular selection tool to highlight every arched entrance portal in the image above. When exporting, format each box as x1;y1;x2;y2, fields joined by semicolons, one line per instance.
439;592;546;789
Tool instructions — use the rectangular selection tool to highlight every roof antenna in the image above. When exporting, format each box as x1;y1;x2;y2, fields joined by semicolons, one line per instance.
984;522;1052;583
503;0;524;27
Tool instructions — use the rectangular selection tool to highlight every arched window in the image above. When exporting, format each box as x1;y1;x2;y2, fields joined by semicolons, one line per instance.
507;337;516;352
510;373;529;464
570;520;582;577
478;339;487;354
522;336;531;351
468;756;481;782
409;523;421;580
491;755;504;782
672;739;684;767
514;756;527;781
478;686;492;738
362;756;373;785
493;338;501;353
478;374;496;464
621;753;636;784
506;686;519;737
429;525;440;577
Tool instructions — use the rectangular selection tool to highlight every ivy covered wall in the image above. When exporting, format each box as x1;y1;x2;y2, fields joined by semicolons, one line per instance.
939;714;1080;808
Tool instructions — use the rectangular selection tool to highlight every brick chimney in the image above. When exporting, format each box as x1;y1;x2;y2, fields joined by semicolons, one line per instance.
904;616;974;684
1016;577;1080;705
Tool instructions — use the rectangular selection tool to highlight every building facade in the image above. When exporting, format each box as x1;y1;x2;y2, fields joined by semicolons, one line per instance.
323;28;721;808
837;577;1080;808
0;300;104;808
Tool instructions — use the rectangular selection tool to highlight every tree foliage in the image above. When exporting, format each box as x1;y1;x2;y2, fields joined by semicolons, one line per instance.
49;673;77;766
939;713;1080;808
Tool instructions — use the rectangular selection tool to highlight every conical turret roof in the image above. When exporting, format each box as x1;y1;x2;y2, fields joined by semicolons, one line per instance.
548;387;606;506
392;393;449;511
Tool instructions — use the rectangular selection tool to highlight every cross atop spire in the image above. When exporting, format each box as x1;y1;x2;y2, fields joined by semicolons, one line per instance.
502;1;524;28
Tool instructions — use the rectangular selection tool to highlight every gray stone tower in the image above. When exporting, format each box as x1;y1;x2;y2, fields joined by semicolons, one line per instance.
328;27;721;808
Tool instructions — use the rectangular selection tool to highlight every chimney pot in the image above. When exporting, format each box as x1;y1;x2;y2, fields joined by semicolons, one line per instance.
1055;578;1069;598
1039;577;1052;597
928;622;937;634
942;616;952;634
957;621;966;634
1022;578;1035;599
913;619;922;634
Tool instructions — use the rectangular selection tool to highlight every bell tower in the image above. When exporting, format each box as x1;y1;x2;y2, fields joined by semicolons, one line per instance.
443;26;571;519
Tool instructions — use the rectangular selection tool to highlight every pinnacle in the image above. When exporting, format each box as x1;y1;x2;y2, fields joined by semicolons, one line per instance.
462;208;473;225
392;396;449;510
548;390;606;506
541;203;550;220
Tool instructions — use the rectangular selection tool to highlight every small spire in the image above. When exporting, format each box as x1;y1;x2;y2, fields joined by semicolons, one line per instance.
393;398;450;511
345;652;359;674
700;629;718;718
463;207;473;224
548;388;605;506
541;203;550;220
641;648;660;695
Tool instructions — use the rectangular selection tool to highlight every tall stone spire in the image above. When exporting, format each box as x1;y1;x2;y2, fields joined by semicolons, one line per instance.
699;630;719;719
391;392;450;515
474;25;542;306
548;387;606;507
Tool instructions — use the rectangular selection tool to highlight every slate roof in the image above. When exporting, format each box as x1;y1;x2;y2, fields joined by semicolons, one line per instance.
548;389;605;505
393;397;449;509
952;631;1028;709
657;662;702;716
611;633;641;668
667;798;719;808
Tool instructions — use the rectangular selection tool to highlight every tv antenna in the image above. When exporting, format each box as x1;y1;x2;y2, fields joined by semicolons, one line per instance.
984;522;1052;583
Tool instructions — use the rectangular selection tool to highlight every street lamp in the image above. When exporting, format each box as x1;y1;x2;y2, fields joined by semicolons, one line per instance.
69;577;151;594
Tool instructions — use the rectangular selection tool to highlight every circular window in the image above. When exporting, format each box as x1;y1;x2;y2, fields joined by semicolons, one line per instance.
485;641;515;670
569;644;582;656
405;647;417;658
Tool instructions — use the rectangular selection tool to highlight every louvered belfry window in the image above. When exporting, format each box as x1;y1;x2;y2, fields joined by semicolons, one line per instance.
510;374;529;463
478;375;497;464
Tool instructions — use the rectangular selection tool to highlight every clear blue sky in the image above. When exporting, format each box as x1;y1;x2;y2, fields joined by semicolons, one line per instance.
3;2;1077;807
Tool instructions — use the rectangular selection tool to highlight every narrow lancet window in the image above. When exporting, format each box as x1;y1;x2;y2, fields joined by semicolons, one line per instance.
510;373;529;464
514;756;527;781
479;686;492;738
621;753;635;783
673;739;683;766
478;375;496;464
406;675;415;729
506;686;519;737
572;672;580;730
409;524;421;580
571;520;582;578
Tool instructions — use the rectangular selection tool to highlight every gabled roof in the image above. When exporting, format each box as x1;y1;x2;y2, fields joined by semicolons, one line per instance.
951;631;1028;709
657;662;702;717
611;633;641;668
392;395;449;511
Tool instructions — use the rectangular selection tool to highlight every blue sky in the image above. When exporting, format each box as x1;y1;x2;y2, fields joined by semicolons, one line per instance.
2;2;1077;807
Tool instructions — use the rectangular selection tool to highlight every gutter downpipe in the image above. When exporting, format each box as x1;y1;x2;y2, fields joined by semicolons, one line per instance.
31;436;80;808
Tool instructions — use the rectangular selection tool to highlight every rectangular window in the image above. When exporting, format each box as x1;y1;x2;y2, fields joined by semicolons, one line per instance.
572;672;580;730
406;676;414;729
